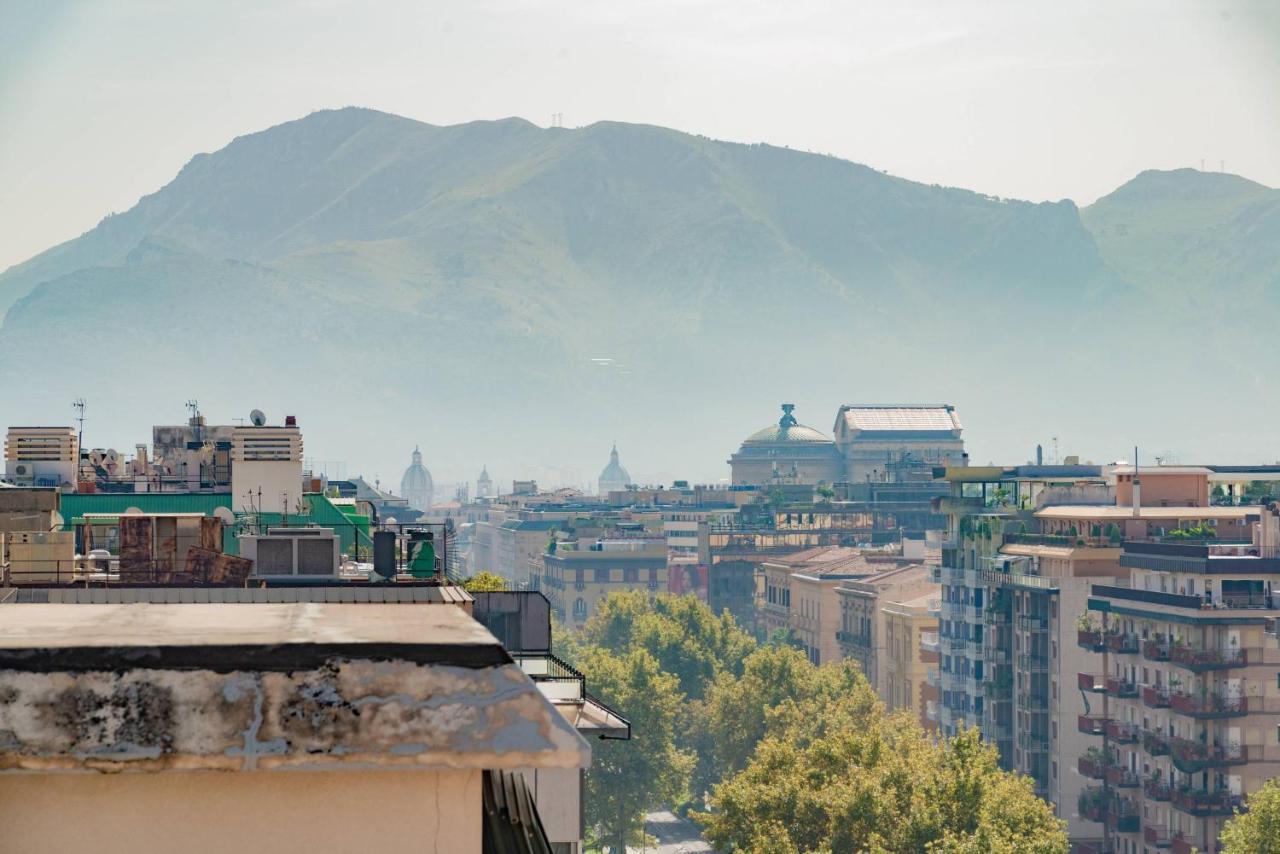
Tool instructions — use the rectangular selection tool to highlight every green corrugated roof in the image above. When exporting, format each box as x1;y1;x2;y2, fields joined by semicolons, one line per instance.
59;493;232;525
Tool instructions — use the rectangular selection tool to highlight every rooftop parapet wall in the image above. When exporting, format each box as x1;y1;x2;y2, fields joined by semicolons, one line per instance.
0;604;590;774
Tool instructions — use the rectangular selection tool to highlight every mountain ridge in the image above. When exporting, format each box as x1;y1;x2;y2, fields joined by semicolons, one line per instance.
1;108;1276;480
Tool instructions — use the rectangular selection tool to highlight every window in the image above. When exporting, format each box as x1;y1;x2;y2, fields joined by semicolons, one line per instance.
572;598;587;619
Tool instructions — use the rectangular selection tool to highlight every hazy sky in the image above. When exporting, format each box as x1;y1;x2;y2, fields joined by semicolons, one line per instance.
2;0;1279;274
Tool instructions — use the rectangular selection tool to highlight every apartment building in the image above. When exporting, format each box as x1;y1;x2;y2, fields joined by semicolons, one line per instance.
4;427;78;488
834;563;936;697
882;590;941;730
1077;502;1280;854
761;547;906;664
541;536;667;628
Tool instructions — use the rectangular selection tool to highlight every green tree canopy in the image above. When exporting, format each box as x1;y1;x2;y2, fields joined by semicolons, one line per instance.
577;646;695;853
460;571;508;592
698;683;1067;854
1220;777;1280;853
581;590;755;701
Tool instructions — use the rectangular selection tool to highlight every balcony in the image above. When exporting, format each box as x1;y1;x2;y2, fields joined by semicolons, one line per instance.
1142;729;1171;757
1018;731;1050;753
1171;739;1248;773
1169;691;1248;719
1142;685;1171;708
1078;672;1106;693
1017;614;1049;632
837;630;872;647
920;631;940;653
1106;676;1138;698
1106;631;1139;654
1016;690;1049;712
1105;765;1140;788
1171;787;1244;817
1078;629;1106;651
1144;824;1172;848
1077;755;1106;780
1172;833;1195;854
1105;720;1138;743
1143;638;1171;662
1170;644;1247;672
1018;653;1049;672
1078;714;1107;736
1107;798;1141;833
1144;778;1172;802
1078;788;1107;824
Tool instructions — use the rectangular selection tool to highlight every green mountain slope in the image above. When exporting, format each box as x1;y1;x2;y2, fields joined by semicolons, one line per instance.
0;109;1274;478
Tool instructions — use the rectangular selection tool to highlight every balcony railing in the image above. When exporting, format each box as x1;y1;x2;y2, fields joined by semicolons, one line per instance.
1078;629;1106;651
1171;788;1245;817
1142;685;1171;708
1144;779;1173;802
1169;691;1248;718
1078;672;1106;693
1108;798;1141;833
1106;765;1141;788
1017;614;1049;632
1106;720;1139;743
1106;676;1138;698
1143;638;1171;662
1078;714;1107;736
1142;729;1171;757
1018;731;1050;753
1170;644;1247;672
1077;755;1106;780
920;631;940;653
1018;653;1049;672
1144;824;1172;847
1106;631;1139;654
1172;833;1195;854
1171;739;1248;773
1016;690;1049;712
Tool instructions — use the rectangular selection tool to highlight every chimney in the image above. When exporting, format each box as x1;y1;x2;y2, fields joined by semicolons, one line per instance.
1036;444;1043;466
1132;446;1141;519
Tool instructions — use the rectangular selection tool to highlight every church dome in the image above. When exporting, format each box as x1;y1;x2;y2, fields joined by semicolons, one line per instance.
598;445;632;494
400;447;434;511
741;404;832;445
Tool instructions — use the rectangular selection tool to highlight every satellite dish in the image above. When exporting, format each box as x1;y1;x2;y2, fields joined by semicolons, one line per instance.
250;409;267;427
106;449;119;464
49;510;64;531
213;507;235;525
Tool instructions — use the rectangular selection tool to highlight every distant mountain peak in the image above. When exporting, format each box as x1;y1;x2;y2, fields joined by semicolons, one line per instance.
1097;167;1273;207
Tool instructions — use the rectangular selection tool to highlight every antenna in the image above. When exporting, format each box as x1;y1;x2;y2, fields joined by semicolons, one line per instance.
1051;436;1059;465
72;399;86;452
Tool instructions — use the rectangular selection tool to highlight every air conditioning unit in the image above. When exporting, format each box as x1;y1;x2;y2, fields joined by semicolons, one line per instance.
13;464;30;476
239;526;340;578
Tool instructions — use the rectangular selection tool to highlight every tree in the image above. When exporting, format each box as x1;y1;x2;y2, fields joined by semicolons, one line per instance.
578;646;695;853
1220;777;1280;853
581;591;754;701
460;571;508;592
698;695;1067;854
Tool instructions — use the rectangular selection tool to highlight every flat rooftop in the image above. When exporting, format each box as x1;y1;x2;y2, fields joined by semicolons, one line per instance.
0;602;509;671
1035;505;1257;520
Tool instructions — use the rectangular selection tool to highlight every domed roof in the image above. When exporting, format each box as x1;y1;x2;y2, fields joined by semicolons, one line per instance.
742;404;832;445
401;447;434;492
598;444;631;490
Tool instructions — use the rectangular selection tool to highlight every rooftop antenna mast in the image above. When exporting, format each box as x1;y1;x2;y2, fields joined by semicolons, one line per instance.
186;399;201;444
72;399;86;453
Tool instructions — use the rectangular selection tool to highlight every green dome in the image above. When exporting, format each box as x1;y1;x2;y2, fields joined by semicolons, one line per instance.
743;423;831;444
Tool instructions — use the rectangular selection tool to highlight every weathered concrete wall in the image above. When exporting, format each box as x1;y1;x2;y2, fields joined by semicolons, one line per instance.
0;659;589;773
0;766;482;854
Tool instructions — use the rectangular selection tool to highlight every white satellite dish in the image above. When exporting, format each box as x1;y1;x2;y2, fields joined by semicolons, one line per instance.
213;507;235;525
49;510;64;531
250;409;267;427
105;449;120;465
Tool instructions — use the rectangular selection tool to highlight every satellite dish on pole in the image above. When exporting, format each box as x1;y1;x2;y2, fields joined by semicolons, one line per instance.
250;409;267;427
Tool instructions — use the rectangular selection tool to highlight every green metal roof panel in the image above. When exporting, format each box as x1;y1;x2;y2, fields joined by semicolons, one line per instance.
58;493;232;528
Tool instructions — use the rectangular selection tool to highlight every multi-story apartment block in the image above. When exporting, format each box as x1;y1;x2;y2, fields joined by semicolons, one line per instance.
4;427;79;488
881;590;941;730
1077;501;1280;854
541;536;667;628
835;563;936;697
937;463;1280;850
762;547;917;664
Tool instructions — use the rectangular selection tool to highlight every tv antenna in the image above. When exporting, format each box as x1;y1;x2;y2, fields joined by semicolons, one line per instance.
72;399;86;451
1051;436;1059;465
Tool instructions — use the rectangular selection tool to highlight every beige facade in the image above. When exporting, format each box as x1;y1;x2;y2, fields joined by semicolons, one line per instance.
881;591;941;730
834;563;935;695
4;426;78;488
542;540;668;628
0;768;483;854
